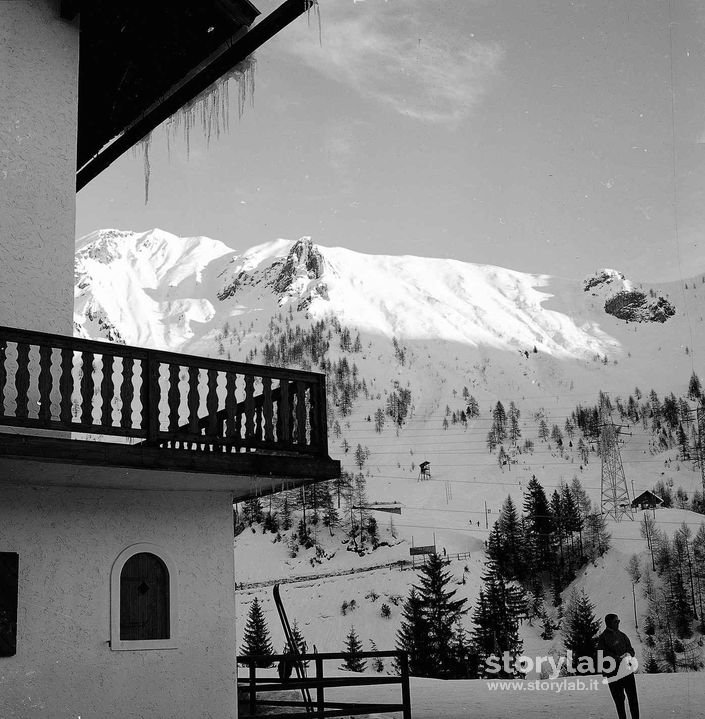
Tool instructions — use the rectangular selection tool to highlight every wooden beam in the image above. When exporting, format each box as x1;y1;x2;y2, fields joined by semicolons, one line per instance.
76;0;314;190
60;0;80;21
0;434;340;481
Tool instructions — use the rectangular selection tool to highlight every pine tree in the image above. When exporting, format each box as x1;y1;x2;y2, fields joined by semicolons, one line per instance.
492;401;508;442
470;589;496;673
498;495;523;581
283;619;309;668
240;597;274;668
538;418;550;441
450;620;475;678
472;557;524;676
508;401;521;443
369;639;385;672
523;476;554;571
643;651;661;673
395;588;429;676
340;626;366;672
562;589;600;674
688;371;702;401
414;553;469;677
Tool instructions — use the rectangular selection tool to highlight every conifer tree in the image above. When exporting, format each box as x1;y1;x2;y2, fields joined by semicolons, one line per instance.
643;651;661;673
240;597;274;667
472;556;524;676
688;371;702;401
395;588;429;676
470;589;495;672
340;626;366;672
487;524;505;575
450;620;476;678
283;620;309;668
538;418;550;441
563;589;600;674
523;476;555;572
322;491;339;536
414;553;469;677
492;401;508;442
508;401;521;444
498;495;523;581
585;511;611;558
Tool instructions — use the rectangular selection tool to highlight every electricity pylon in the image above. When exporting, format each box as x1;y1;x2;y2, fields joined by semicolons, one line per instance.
600;404;634;521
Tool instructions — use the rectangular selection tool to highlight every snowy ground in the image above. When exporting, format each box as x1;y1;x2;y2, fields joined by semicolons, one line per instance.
323;673;704;719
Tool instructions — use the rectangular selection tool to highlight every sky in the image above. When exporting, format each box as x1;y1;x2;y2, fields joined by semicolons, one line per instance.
76;0;705;283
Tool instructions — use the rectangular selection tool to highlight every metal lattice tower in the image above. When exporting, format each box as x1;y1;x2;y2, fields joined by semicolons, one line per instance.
600;405;634;522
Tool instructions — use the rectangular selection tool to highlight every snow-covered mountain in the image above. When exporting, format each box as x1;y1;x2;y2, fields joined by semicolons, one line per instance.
74;228;705;685
75;228;681;360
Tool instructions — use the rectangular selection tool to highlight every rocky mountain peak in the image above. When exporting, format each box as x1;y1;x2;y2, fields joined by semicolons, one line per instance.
272;237;326;294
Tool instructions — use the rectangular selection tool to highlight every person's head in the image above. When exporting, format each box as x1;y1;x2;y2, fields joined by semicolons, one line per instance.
605;613;620;630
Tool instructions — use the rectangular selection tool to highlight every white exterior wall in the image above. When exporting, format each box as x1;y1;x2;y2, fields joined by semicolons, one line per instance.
0;482;239;719
0;0;78;335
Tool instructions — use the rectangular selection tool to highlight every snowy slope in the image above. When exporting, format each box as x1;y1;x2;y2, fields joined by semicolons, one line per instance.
75;228;235;348
76;230;625;358
74;228;705;694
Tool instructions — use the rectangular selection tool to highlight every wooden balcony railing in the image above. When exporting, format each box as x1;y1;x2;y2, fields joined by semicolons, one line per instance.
0;326;329;458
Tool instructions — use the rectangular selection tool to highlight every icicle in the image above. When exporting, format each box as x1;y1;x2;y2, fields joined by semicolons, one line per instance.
131;57;256;202
305;0;322;47
166;56;256;157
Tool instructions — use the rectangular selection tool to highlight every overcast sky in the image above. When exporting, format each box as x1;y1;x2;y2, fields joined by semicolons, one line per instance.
77;0;705;282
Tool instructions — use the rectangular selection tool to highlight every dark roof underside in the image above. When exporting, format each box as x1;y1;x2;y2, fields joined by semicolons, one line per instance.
633;490;663;503
77;0;260;171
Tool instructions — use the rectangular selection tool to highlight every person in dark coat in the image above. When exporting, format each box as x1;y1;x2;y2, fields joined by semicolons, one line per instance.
596;614;639;719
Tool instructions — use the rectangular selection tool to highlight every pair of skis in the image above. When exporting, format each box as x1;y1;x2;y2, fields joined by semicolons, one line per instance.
273;583;314;714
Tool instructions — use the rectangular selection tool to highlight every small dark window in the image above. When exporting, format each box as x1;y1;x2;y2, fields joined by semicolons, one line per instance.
120;552;169;641
0;552;19;657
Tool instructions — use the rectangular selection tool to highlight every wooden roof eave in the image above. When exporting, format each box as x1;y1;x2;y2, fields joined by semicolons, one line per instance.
76;0;314;191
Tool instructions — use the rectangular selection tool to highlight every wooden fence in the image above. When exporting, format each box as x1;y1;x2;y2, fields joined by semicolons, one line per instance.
238;650;412;719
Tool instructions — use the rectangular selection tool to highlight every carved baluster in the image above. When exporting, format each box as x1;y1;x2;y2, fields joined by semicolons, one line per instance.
255;404;263;443
140;357;161;442
59;348;74;425
187;366;200;436
225;372;237;448
262;377;273;443
296;381;307;446
244;374;255;442
80;351;95;425
206;369;218;444
316;378;329;451
37;344;53;423
308;380;320;450
167;364;181;433
100;354;114;427
14;342;31;419
120;357;135;429
234;383;243;447
279;380;290;445
0;339;6;417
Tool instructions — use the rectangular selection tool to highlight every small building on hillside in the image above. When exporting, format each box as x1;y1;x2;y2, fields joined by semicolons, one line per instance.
631;490;664;511
0;3;339;718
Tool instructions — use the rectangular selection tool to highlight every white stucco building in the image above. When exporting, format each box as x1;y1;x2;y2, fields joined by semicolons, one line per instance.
0;3;338;718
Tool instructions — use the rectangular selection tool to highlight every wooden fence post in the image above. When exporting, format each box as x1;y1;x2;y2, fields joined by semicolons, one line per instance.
399;652;412;719
249;659;257;716
316;655;324;716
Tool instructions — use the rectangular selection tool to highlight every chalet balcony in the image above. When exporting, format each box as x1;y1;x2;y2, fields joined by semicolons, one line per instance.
0;326;340;494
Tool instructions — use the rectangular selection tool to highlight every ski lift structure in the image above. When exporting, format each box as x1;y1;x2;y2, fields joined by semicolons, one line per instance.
418;461;431;481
